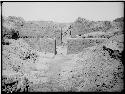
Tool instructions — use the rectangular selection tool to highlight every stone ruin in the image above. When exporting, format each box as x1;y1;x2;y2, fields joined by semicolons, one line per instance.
23;37;56;55
2;16;124;92
67;38;106;54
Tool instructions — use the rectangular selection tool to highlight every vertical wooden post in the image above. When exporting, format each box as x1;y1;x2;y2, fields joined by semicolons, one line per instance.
61;27;62;45
69;30;72;38
54;38;57;55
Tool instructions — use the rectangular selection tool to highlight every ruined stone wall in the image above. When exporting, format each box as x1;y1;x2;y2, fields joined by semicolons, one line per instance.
67;38;106;54
23;37;55;54
37;38;55;53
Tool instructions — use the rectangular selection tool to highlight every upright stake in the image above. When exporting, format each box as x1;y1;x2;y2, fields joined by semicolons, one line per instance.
54;38;57;55
61;28;62;45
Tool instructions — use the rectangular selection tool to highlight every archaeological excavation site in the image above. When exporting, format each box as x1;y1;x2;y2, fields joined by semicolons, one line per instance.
2;16;124;92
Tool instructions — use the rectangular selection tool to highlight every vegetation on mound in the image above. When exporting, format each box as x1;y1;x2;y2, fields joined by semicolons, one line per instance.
2;16;124;40
2;39;50;92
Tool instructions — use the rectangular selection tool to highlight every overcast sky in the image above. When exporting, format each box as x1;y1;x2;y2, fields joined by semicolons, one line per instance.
2;2;123;23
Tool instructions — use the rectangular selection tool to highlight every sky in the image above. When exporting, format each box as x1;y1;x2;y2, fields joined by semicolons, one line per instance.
2;2;124;23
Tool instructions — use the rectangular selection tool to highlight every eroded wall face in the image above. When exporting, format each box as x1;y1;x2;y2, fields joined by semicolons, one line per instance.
67;38;106;54
38;38;55;54
23;37;55;54
23;37;39;49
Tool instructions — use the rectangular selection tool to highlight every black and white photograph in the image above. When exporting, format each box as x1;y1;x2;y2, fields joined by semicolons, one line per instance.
1;2;124;92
